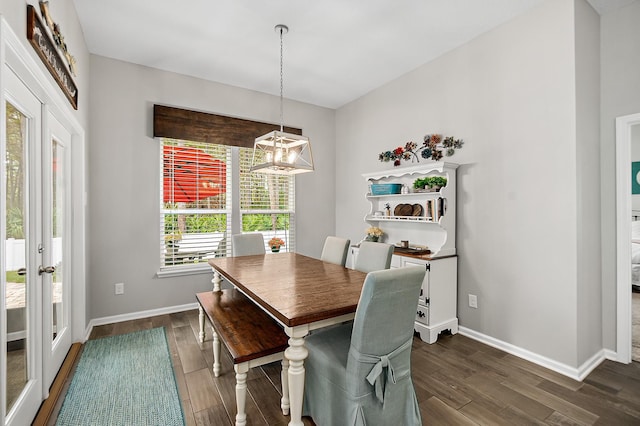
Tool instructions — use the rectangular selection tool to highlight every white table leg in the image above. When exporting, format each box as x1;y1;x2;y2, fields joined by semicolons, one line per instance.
212;330;221;377
198;305;206;343
285;327;309;426
281;358;290;415
212;268;222;292
234;363;249;426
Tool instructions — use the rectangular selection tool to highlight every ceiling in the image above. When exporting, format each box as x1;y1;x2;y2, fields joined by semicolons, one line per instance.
72;0;635;109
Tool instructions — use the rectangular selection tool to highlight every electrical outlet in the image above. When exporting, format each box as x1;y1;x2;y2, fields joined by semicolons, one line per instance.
115;282;124;295
468;294;478;309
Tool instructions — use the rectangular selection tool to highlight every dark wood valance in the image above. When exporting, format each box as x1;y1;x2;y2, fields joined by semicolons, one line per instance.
153;104;302;148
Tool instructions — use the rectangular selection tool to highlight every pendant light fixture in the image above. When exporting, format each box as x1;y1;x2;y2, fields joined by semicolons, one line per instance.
250;24;314;174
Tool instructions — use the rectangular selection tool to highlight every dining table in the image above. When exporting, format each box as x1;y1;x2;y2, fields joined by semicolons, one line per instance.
207;252;368;426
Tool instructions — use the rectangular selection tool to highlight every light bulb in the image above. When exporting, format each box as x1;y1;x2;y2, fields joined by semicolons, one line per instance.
288;151;297;164
275;149;283;162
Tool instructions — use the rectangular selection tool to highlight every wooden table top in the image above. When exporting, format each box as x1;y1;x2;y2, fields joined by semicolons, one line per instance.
208;252;368;327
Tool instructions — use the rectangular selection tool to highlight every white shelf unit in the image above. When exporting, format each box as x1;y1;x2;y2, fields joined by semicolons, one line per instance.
359;162;458;344
362;163;457;256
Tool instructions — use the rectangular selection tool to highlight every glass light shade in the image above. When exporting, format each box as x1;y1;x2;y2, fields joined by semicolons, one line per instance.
250;130;314;174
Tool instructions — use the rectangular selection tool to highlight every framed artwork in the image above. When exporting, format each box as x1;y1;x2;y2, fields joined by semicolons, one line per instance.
632;162;640;194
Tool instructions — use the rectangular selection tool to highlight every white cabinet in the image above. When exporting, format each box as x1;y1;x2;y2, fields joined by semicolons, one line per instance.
358;163;458;343
402;255;458;344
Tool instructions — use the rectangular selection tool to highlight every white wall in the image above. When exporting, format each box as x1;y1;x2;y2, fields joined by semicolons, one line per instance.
1;1;90;128
336;0;590;366
600;0;640;351
87;55;335;319
574;0;602;365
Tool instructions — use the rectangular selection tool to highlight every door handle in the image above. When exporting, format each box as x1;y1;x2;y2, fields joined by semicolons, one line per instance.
17;267;27;276
38;265;55;275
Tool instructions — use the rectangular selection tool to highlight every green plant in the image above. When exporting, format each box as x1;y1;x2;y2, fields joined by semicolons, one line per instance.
413;177;429;189
6;270;25;284
413;176;447;189
427;176;448;188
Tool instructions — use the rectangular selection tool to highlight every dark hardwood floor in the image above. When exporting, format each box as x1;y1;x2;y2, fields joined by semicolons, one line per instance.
47;310;640;425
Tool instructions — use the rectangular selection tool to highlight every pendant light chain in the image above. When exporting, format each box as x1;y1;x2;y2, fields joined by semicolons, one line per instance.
279;26;284;132
250;24;313;175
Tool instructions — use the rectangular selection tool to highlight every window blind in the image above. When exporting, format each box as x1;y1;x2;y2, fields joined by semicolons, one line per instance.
160;138;232;268
239;147;295;252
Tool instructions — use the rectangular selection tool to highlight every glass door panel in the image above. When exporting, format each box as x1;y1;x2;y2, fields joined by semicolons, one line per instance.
51;140;64;342
4;101;28;414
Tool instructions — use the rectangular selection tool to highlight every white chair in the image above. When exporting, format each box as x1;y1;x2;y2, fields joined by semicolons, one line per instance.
302;267;425;425
232;233;265;257
321;236;351;266
354;241;394;273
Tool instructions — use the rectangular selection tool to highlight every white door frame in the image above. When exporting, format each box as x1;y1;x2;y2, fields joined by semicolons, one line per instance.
615;112;640;364
0;16;86;424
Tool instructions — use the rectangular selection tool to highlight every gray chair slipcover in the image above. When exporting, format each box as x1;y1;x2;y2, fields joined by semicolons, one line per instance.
231;233;265;257
321;236;351;266
302;267;425;426
354;241;394;273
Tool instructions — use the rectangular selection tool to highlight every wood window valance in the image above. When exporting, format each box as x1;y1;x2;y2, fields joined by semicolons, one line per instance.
153;104;302;148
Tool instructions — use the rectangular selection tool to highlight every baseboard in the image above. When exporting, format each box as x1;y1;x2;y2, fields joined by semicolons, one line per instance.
604;348;619;361
458;326;606;382
84;302;199;341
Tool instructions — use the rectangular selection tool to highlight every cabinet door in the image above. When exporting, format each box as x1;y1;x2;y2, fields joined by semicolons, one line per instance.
428;257;457;325
401;258;429;305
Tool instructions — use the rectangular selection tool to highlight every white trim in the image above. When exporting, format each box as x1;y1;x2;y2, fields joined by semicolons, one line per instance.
84;303;199;341
604;348;618;361
459;326;606;381
362;162;459;180
156;263;213;278
7;331;26;342
615;113;640;364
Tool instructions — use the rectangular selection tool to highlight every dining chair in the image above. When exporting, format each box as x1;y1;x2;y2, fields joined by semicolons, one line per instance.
302;267;425;426
232;233;265;256
320;236;351;266
353;241;394;273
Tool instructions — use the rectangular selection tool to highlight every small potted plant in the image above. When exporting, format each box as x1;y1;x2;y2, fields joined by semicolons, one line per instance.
426;176;448;191
365;226;384;242
164;233;182;250
268;237;285;252
413;176;447;192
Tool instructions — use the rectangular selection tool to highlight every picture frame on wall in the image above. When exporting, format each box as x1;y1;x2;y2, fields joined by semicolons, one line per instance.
632;162;640;194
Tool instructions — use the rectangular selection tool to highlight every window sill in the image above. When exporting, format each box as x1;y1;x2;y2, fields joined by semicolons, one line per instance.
156;263;213;278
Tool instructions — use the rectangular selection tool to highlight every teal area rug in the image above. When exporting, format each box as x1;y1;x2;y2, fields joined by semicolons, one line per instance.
56;327;184;425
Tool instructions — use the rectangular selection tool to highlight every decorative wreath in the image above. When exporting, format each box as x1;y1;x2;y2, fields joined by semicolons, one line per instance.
379;134;464;166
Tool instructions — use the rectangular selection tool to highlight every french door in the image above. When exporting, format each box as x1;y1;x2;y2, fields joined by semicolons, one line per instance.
3;66;72;424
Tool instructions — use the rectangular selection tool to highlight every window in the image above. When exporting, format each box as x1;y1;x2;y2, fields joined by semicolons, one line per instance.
161;139;231;269
239;147;295;251
160;139;295;271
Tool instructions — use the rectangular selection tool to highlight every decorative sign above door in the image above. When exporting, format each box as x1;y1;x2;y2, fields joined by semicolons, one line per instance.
26;5;78;110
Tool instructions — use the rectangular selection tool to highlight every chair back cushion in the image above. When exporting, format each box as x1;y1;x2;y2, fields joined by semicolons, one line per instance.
321;236;351;266
347;267;425;397
232;233;265;256
353;242;394;273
